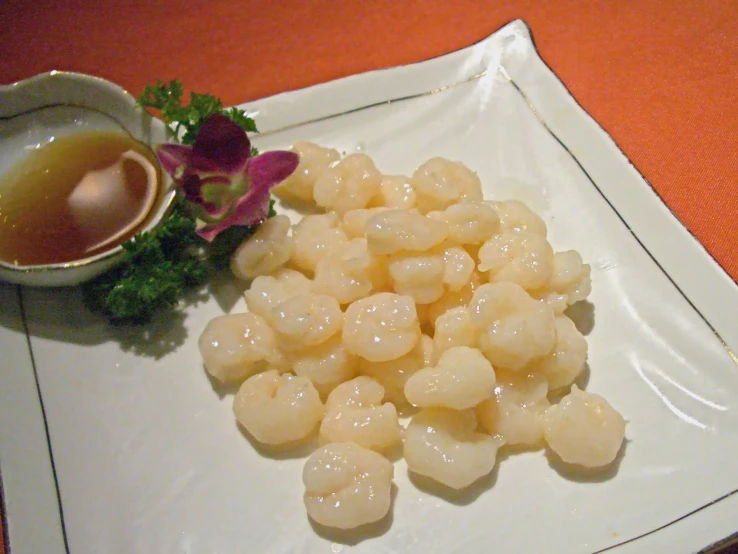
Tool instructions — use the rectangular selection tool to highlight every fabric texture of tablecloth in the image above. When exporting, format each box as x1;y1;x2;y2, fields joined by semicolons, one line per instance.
0;1;736;552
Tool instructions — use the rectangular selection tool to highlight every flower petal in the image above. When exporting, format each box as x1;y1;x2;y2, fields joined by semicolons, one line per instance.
246;151;300;191
180;173;204;204
196;150;298;241
198;176;234;216
191;113;251;174
196;182;272;242
156;144;192;177
176;172;232;217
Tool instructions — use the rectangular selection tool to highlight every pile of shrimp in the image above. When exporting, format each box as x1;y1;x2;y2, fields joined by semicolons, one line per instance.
198;142;627;530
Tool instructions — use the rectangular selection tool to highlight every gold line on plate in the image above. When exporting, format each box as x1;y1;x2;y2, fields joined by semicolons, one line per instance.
496;65;738;367
496;65;738;554
259;71;488;137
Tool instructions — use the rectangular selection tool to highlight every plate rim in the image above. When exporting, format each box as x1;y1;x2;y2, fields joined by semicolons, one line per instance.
2;18;737;554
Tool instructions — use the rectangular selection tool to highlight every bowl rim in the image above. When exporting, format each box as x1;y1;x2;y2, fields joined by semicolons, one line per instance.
0;70;176;277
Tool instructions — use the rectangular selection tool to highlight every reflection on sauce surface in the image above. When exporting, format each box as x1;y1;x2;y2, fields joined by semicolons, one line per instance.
0;130;162;266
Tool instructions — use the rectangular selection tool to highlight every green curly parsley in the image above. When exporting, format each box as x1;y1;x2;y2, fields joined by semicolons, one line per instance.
138;79;258;146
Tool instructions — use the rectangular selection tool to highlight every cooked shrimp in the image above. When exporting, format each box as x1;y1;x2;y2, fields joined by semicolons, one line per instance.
527;315;587;390
442;245;475;292
303;442;394;529
478;231;554;291
365;209;449;255
313;153;382;213
272;141;340;203
320;376;402;451
388;251;446;304
476;371;550;447
244;268;313;324
441;201;500;244
231;215;294;280
198;312;285;383
411;157;483;213
545;250;592;305
366;210;448;254
291;213;349;273
404;346;496;410
432;306;478;359
312;238;389;305
543;385;626;467
270;293;343;349
292;335;359;396
487;199;547;236
341;207;391;239
343;293;421;362
358;334;433;408
425;271;483;326
404;408;503;489
371;174;417;209
468;282;556;370
233;370;324;445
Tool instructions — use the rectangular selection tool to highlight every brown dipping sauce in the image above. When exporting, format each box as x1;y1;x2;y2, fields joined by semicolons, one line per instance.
0;130;162;266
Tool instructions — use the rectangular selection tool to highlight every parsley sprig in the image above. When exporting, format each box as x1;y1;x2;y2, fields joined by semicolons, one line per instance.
138;80;257;145
83;81;269;324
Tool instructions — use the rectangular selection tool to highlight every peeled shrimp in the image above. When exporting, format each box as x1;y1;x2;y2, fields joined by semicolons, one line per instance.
468;282;556;370
270;293;343;349
233;370;324;445
292;334;359;396
404;346;496;410
411;157;484;213
478;231;554;291
272;141;340;203
543;385;626;467
527;315;587;390
476;371;550;447
365;209;449;255
231;215;294;280
342;293;421;362
487;199;547;236
291;212;349;273
244;268;313;324
313;153;382;213
358;334;433;408
320;376;402;451
198;312;285;383
404;408;503;489
303;442;394;529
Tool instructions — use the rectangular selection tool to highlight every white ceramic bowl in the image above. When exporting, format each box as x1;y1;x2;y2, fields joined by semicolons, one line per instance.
0;71;175;287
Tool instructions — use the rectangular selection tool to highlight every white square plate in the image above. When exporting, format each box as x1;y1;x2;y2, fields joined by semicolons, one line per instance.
2;20;738;554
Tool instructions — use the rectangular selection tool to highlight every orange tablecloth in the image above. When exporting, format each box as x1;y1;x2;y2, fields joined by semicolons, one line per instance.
0;0;737;552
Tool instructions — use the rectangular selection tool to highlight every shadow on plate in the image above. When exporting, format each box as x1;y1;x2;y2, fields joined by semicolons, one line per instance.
395;403;420;419
17;284;199;358
573;361;591;391
15;267;244;359
565;300;595;336
208;269;248;315
275;196;324;217
237;422;320;461
108;309;192;360
0;283;24;333
206;369;242;398
548;363;591;404
383;441;405;464
407;449;509;507
308;483;397;545
545;439;628;483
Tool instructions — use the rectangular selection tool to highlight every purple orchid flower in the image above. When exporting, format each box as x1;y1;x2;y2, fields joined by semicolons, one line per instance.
156;113;298;241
